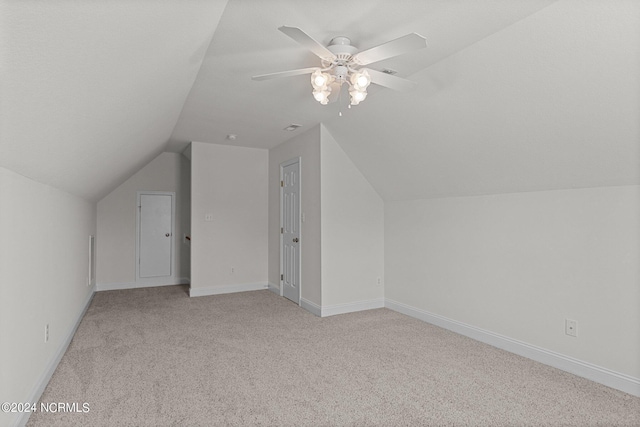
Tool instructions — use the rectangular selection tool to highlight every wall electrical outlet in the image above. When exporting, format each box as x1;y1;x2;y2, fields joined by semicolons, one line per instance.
565;319;577;337
45;324;49;343
205;213;213;222
377;277;382;286
231;267;235;274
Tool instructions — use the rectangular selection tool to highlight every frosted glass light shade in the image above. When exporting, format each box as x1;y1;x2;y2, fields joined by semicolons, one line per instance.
349;87;367;105
311;70;332;90
313;89;330;104
350;70;371;91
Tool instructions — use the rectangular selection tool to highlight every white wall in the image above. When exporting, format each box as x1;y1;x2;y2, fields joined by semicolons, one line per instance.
267;125;384;313
320;126;384;308
385;185;640;379
268;126;322;306
96;152;189;288
0;167;96;427
190;142;268;293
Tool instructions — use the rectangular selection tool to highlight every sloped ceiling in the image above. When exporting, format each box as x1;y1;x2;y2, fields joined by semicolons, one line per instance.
1;0;228;201
171;0;640;200
326;0;640;200
169;0;559;149
2;0;639;202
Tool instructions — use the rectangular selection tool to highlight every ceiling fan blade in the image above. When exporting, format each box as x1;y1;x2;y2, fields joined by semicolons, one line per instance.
365;68;417;92
352;33;427;66
278;26;336;62
252;67;319;81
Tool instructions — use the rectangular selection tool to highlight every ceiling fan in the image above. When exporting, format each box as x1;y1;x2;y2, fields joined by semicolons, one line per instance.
252;26;427;106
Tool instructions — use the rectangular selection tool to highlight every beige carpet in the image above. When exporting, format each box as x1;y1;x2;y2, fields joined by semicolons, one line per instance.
27;286;639;426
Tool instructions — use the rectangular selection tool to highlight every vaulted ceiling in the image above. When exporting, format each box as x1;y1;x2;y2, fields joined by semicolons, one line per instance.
2;0;639;201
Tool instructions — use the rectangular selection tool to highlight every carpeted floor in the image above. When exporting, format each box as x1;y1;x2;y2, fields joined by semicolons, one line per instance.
27;286;639;426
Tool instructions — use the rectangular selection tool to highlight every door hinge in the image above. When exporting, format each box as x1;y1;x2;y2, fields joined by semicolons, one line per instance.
281;274;284;281
281;227;283;234
281;180;284;187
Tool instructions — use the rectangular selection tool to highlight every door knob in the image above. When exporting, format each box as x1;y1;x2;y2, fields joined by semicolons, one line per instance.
165;233;170;237
293;238;299;243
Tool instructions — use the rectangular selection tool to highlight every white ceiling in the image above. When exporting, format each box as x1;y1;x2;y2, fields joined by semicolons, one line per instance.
1;0;227;201
2;0;639;201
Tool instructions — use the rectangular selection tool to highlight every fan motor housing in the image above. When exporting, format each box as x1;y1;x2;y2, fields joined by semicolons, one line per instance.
327;36;357;61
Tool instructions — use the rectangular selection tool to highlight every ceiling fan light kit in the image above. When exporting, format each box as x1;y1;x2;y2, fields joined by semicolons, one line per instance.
253;26;427;108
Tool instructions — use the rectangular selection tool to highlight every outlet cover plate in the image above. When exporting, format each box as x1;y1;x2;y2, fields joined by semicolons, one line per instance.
565;319;577;337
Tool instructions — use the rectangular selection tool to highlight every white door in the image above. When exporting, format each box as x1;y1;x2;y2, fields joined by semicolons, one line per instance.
139;193;173;278
281;161;300;303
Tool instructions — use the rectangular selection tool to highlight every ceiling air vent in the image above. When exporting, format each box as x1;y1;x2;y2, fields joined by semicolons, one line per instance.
381;68;398;75
283;124;302;131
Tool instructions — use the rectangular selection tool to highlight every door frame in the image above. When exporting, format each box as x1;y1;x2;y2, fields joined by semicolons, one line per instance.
280;157;302;305
136;191;176;285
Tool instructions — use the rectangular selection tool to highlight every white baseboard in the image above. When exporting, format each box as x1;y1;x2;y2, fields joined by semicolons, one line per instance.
299;297;385;317
189;282;267;297
267;282;280;295
300;298;321;317
385;298;640;398
321;298;385;317
16;289;95;427
96;277;189;292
